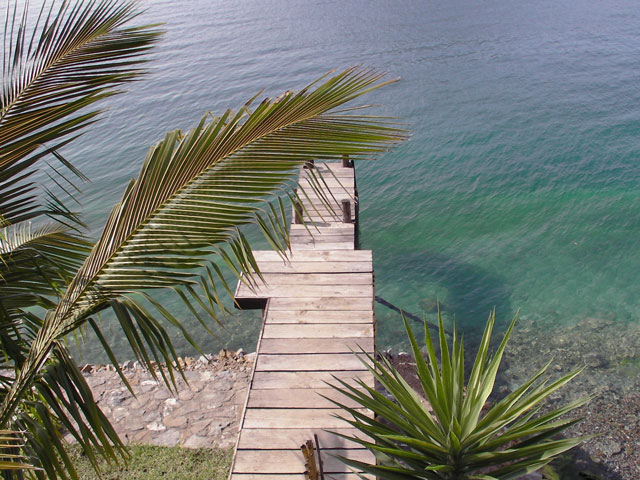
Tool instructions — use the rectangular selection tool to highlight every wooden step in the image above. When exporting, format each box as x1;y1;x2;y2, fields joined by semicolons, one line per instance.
237;427;369;450
266;310;373;324
232;448;373;474
256;353;370;372
259;337;374;354
251;371;374;390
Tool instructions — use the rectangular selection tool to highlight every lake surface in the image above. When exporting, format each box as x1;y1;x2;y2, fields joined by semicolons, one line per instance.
68;0;640;392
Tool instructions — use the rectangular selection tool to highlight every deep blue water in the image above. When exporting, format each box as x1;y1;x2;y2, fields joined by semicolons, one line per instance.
65;0;640;388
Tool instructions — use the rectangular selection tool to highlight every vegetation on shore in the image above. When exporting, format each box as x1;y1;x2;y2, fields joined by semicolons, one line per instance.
67;445;232;480
330;312;591;479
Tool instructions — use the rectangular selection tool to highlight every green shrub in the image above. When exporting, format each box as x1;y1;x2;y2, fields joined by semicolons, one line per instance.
329;311;592;480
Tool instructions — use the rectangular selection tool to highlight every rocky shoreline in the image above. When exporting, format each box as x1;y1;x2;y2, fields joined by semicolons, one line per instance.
79;349;254;449
82;315;639;479
387;314;640;480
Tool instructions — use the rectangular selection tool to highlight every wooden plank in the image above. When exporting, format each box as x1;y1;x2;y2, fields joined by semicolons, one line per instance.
255;261;371;274
230;161;375;478
233;449;373;474
243;408;368;429
298;201;343;210
290;242;354;250
299;175;355;184
297;207;342;216
309;165;355;177
289;230;354;238
252;371;373;390
237;427;369;449
290;225;354;234
267;297;373;311
262;323;373;339
299;180;355;189
259;337;374;354
248;273;372;286
252;250;371;262
267;310;373;324
290;222;354;230
246;388;362;409
256;353;370;372
237;284;373;299
303;170;354;180
289;235;355;244
233;475;373;480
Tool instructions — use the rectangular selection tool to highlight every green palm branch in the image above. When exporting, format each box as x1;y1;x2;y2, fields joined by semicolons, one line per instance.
1;3;161;473
0;430;39;473
0;64;407;477
329;312;592;480
0;2;408;477
1;0;160;227
0;223;91;309
3;65;406;421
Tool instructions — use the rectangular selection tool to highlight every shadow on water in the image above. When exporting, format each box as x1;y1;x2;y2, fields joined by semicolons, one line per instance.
377;255;631;479
377;251;514;345
543;446;625;480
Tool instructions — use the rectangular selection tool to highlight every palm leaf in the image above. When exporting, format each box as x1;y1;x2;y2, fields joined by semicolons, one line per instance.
1;66;407;429
0;222;91;311
0;0;160;224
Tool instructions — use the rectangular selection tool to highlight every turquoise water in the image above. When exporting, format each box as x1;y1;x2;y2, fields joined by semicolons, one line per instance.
68;0;640;384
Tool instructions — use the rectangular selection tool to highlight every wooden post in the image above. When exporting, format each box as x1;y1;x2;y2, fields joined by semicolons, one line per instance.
342;154;352;168
341;199;351;223
294;199;303;224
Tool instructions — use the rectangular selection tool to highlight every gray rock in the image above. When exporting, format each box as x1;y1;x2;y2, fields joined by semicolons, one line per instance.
146;421;166;432
595;438;622;457
112;407;128;422
183;434;210;449
151;429;180;447
142;411;161;423
198;354;212;364
584;352;607;368
106;392;126;407
163;415;187;428
178;389;195;401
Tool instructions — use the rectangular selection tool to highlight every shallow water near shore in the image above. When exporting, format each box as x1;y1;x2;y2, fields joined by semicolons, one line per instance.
65;0;640;397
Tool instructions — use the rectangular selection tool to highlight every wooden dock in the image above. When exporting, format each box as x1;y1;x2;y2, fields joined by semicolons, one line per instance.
229;161;376;479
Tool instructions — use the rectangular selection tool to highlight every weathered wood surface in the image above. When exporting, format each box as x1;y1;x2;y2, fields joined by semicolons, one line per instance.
246;388;364;409
259;337;374;354
251;371;374;390
233;449;371;474
230;162;375;479
267;310;373;323
237;427;371;450
256;353;371;371
232;475;373;480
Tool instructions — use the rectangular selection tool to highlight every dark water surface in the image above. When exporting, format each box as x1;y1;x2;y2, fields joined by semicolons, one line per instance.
67;0;640;393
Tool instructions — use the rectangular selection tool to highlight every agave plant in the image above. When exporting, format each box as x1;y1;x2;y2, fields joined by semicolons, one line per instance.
0;1;407;477
330;312;591;480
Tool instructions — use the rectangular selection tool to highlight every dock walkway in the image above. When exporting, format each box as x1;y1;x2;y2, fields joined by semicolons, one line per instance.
229;162;376;479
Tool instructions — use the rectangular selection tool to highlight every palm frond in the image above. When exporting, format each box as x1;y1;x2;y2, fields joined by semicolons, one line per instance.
0;343;126;480
0;0;161;224
0;222;91;311
1;66;407;431
0;429;39;474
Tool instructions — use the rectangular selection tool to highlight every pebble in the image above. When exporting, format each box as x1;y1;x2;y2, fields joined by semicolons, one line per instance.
584;352;606;368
